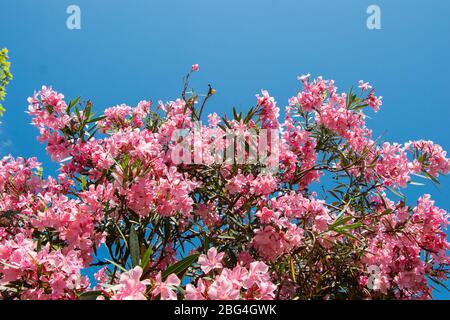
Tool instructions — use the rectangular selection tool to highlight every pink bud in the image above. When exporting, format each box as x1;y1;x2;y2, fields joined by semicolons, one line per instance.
191;64;199;72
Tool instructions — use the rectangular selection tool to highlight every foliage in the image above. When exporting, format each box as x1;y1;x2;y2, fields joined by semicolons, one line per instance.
0;48;12;117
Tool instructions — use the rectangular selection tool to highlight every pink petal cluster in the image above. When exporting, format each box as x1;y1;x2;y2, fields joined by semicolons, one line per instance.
191;64;200;72
198;247;225;274
361;194;449;299
152;272;180;300
186;258;276;300
406;140;450;177
375;142;411;188
253;192;331;261
110;266;150;300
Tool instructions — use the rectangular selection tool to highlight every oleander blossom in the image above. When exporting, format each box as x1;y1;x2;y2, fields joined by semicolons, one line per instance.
198;247;225;274
152;272;180;300
185;257;276;300
0;69;449;300
191;64;200;72
110;266;150;300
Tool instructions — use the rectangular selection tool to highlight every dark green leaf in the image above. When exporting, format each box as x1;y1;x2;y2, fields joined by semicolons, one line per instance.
67;96;80;114
329;215;353;229
129;227;140;268
140;245;153;270
162;253;199;281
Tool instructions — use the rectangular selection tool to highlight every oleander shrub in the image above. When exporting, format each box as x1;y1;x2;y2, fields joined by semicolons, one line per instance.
1;66;449;300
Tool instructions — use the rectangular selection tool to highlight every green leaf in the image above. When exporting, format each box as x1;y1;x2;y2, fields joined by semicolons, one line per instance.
74;105;81;121
428;276;450;292
81;175;87;191
218;234;236;240
335;229;359;242
222;116;232;129
140;245;153;270
386;186;406;201
334;222;362;232
328;190;342;201
227;214;245;229
424;171;440;185
87;115;106;124
203;232;210;250
0;210;20;219
68;96;81;114
232;106;242;121
129;227;140;268
232;106;238;120
0;48;13;117
243;107;255;124
379;208;393;217
329;215;353;229
346;86;354;109
105;259;127;272
409;181;425;186
78;290;102;300
162;253;199;281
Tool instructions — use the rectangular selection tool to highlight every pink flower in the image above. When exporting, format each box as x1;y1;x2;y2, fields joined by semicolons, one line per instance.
207;274;240;300
237;252;253;268
375;142;411;188
191;64;200;72
255;207;273;224
358;80;372;91
226;173;247;194
198;247;225;274
405;140;450;177
208;113;220;127
152;272;180;300
243;261;271;289
256;90;280;129
368;94;382;112
250;174;277;196
185;278;206;300
111;266;150;300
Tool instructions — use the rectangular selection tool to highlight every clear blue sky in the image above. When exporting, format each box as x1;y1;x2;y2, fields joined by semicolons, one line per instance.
1;0;449;299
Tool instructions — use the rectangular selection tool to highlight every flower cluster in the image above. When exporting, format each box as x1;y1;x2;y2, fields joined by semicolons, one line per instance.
1;68;449;300
187;248;276;300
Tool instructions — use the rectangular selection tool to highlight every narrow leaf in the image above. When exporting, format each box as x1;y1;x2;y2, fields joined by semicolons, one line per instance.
129;227;140;267
140;245;153;270
162;254;199;281
78;290;102;300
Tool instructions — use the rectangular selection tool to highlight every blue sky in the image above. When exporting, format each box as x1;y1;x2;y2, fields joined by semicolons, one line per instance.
1;0;449;299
